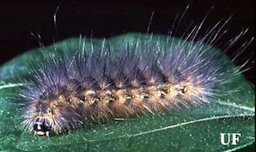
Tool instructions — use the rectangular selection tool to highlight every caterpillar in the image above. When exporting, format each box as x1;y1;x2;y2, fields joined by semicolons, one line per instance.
18;8;253;136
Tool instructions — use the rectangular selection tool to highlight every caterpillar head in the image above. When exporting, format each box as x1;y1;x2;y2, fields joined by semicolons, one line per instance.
31;102;55;136
22;94;85;136
22;100;57;136
33;117;52;136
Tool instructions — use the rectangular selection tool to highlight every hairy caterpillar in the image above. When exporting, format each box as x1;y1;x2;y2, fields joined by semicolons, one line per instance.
17;8;253;137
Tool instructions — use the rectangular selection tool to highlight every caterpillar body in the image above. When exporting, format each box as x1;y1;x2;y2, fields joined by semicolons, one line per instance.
19;15;252;136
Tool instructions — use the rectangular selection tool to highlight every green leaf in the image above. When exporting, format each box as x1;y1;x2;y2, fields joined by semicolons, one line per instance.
0;33;254;152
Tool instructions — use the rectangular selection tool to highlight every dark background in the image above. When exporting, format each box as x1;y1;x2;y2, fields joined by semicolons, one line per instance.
0;0;255;151
0;0;255;84
0;0;255;83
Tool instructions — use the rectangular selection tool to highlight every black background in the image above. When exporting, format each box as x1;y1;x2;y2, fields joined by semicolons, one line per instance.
0;1;255;80
0;0;255;84
0;0;255;151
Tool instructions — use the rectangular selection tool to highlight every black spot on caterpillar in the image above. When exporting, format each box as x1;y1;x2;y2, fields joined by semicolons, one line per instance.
16;6;254;137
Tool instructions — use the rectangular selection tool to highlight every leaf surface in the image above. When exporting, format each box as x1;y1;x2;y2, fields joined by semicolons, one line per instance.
0;33;254;152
